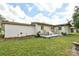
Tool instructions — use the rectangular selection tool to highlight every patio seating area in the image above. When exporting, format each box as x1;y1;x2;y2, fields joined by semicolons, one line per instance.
36;31;62;38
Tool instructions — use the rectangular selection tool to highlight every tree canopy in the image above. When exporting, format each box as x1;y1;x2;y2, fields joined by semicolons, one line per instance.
73;6;79;28
0;15;5;20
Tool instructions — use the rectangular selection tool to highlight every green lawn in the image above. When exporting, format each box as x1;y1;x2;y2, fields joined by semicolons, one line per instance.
0;33;79;56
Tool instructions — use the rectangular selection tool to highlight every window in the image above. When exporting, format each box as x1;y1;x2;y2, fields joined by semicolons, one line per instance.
58;27;61;30
41;25;44;30
51;27;54;29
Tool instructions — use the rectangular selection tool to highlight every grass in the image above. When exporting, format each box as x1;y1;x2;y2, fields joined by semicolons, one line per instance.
0;33;79;56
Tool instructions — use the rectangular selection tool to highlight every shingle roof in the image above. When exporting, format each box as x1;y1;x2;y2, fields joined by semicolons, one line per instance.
53;23;70;27
2;21;70;27
2;21;35;26
31;22;53;26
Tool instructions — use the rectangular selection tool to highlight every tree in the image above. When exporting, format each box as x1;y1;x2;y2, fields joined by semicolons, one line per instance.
0;14;8;22
0;15;5;33
0;15;5;20
73;6;79;28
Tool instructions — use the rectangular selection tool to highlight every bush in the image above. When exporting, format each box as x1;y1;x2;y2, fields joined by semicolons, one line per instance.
35;31;41;37
0;28;1;33
61;32;67;36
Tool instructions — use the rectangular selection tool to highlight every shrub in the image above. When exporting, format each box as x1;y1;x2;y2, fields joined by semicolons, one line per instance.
61;32;67;36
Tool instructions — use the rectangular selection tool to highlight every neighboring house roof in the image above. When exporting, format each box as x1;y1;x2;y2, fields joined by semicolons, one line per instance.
2;21;35;26
31;22;53;26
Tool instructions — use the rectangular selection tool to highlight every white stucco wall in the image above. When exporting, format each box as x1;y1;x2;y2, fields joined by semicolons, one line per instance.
35;24;41;33
54;26;71;34
63;26;71;34
35;24;52;34
3;22;71;38
43;25;52;32
4;24;35;38
54;27;59;34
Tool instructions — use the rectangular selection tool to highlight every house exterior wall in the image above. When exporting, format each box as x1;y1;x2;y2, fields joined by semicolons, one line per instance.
54;26;71;34
34;24;52;34
4;24;35;38
3;22;72;38
43;25;52;32
54;27;59;34
35;24;41;33
62;26;70;34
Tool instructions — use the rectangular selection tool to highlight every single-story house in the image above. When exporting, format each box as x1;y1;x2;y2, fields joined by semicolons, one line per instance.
1;21;72;38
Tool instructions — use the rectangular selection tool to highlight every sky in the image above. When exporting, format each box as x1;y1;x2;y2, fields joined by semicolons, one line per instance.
0;0;79;25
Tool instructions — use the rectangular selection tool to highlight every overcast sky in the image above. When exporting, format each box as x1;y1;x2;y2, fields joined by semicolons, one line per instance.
0;0;79;25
